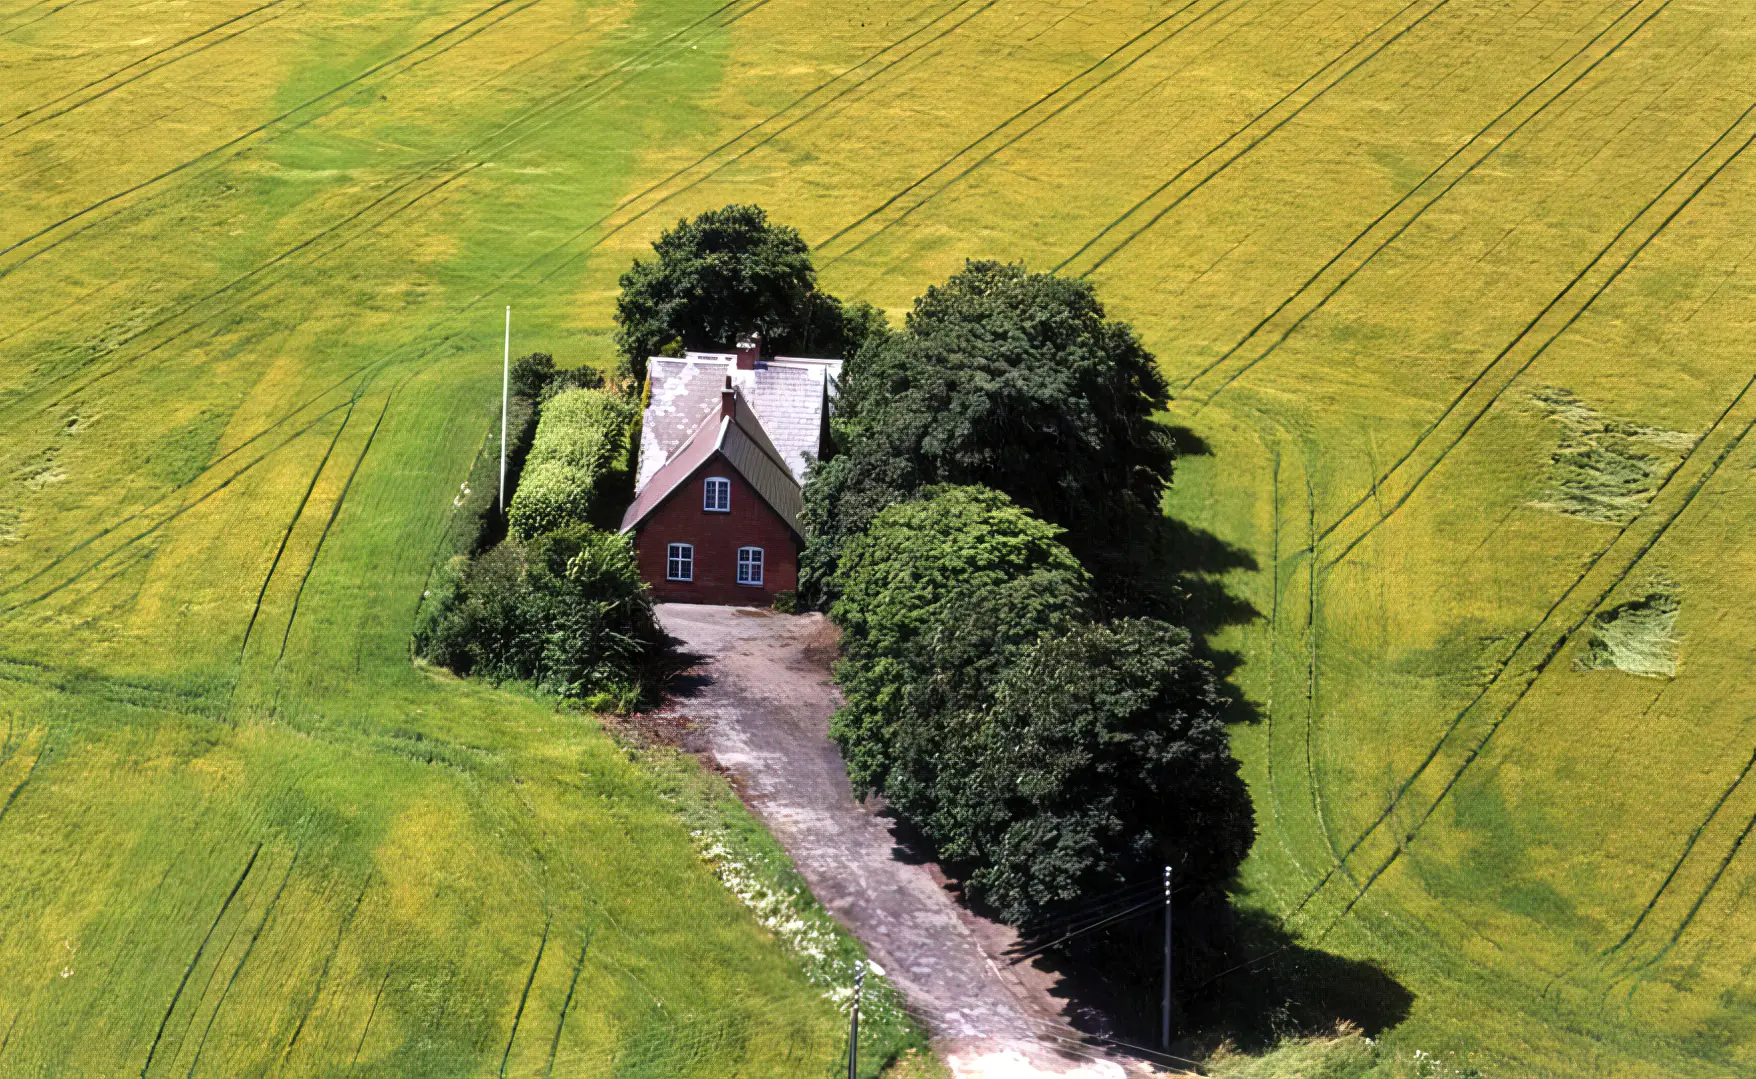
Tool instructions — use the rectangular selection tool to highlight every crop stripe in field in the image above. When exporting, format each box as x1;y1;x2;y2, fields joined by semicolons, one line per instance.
501;919;550;1077
35;163;478;418
1185;0;1666;404
1602;745;1756;958
184;848;300;1078
527;0;1006;285
0;0;577;276
1053;0;1450;277
1;0;772;285
0;372;360;598
139;844;262;1079
545;927;593;1079
282;871;371;1060
0;0;298;139
238;388;364;661
49;0;954;401
550;0;988;252
18;0;769;410
0;399;353;616
1303;471;1353;882
275;389;395;663
1290;373;1756;920
1320;96;1756;567
1315;402;1756;933
814;0;1241;264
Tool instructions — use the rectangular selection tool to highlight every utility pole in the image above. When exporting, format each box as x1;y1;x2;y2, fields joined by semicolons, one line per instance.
1161;864;1173;1050
499;306;510;514
847;964;865;1079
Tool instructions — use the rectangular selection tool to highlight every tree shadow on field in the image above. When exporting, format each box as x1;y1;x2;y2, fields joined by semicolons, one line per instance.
1027;907;1414;1063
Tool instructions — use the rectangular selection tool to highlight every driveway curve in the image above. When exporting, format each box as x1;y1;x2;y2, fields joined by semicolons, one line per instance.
655;603;1152;1078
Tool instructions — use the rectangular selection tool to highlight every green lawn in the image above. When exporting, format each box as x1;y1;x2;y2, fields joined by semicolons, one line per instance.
6;0;1756;1074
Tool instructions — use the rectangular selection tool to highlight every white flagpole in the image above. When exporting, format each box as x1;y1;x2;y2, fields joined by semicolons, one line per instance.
500;306;510;514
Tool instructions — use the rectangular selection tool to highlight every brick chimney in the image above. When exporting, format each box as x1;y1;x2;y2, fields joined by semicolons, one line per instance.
735;332;760;371
721;374;736;418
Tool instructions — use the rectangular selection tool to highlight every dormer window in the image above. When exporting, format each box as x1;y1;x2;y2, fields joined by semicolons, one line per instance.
704;476;731;512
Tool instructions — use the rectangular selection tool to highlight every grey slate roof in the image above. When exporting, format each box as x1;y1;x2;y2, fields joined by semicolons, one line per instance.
636;353;841;490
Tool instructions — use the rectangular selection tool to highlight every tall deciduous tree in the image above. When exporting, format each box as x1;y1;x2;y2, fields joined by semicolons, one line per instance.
802;260;1175;605
614;204;882;380
953;618;1254;925
829;486;1091;803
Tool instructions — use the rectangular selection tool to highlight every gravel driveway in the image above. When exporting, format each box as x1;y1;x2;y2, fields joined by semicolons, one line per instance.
655;603;1152;1078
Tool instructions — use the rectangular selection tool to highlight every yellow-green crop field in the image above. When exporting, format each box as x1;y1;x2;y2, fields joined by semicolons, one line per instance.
4;0;1754;1074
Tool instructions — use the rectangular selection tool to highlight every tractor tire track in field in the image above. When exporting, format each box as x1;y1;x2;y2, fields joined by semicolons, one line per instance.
1313;396;1756;933
0;731;49;830
53;0;955;399
545;926;593;1079
348;969;392;1074
1631;806;1756;974
282;871;371;1061
1187;0;1667;404
237;386;360;660
139;844;262;1079
815;0;1243;265
1054;0;1451;277
527;0;1004;286
0;367;365;598
0;0;701;275
1602;745;1756;961
1320;96;1756;569
185;848;300;1078
18;0;770;409
1290;372;1756;921
34;162;479;416
500;919;550;1078
0;399;354;615
1;0;770;284
275;388;395;664
0;0;298;140
1303;471;1352;882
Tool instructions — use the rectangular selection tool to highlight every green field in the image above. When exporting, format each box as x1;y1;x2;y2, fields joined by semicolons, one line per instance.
5;0;1756;1074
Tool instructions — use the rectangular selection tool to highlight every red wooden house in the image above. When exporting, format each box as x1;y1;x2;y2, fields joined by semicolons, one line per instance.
619;336;841;605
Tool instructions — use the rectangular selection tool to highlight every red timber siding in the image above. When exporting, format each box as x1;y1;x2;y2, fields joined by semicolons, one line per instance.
632;453;800;605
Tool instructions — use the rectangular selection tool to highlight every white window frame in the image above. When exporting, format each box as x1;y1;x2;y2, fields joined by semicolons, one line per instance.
667;543;694;582
736;546;764;586
703;476;731;513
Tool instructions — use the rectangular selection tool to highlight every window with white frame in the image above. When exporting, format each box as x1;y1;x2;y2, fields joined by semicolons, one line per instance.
703;476;731;512
736;546;764;586
667;543;694;581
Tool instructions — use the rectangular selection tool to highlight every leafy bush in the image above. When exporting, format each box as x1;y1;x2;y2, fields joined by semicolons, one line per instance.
829;486;1091;808
506;388;637;540
801;260;1175;606
413;526;667;707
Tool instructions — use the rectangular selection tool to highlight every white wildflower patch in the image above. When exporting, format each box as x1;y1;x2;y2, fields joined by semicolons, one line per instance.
691;825;905;1026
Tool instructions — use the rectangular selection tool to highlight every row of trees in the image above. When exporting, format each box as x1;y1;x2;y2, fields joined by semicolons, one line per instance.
804;261;1254;933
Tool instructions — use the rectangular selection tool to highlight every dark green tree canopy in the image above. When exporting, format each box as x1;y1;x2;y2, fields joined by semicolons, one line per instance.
956;618;1254;924
829;486;1091;799
613;204;881;380
802;260;1175;603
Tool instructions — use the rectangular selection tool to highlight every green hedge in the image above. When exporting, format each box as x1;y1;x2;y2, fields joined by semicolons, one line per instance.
506;388;637;540
413;525;667;708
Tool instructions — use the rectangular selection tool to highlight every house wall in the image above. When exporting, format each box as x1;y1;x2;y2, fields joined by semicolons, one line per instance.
633;454;799;605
